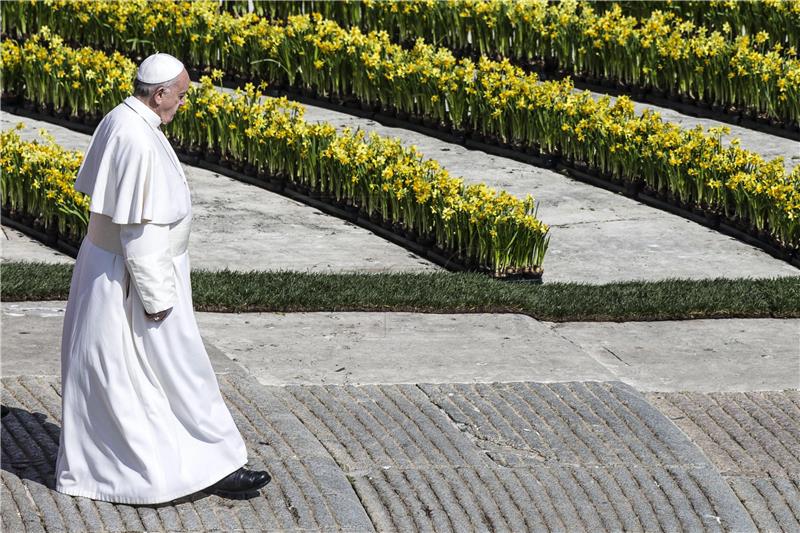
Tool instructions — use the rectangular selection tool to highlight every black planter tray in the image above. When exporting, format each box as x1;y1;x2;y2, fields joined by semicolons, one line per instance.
5;104;96;136
1;208;81;258
636;192;710;227
717;221;799;266
556;163;629;197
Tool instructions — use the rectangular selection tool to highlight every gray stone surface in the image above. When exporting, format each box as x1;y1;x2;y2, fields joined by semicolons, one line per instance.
197;310;800;393
726;477;800;532
554;319;800;392
5;302;798;394
193;311;615;386
7;375;765;532
1;303;66;377
649;391;800;532
4;109;799;282
0;226;73;265
276;381;755;532
648;391;800;478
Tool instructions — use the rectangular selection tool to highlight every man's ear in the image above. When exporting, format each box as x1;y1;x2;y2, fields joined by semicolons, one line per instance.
153;86;166;105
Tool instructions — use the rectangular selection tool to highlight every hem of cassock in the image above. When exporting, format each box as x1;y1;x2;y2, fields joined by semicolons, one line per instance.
54;457;248;505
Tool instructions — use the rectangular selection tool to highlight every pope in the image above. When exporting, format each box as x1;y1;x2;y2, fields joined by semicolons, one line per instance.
55;53;270;504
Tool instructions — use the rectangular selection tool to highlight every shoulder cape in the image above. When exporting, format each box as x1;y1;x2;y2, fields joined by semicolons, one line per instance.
74;102;189;224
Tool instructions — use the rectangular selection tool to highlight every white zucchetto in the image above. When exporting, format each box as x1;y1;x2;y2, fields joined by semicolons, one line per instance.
136;53;184;84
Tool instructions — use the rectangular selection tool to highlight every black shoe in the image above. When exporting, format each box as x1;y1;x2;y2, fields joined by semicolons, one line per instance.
207;467;271;496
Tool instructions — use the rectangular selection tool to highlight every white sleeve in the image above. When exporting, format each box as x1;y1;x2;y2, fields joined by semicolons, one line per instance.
119;222;176;314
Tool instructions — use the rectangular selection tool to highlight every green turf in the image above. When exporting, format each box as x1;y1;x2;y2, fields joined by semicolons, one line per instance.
2;261;798;322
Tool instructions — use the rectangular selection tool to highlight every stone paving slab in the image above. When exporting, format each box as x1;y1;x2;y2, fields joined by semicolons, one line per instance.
726;476;800;533
3;375;765;532
648;391;800;532
418;382;710;469
196;310;800;393
1;226;73;265
350;464;746;533
193;311;615;386
648;391;800;478
553;319;800;392
4;302;798;394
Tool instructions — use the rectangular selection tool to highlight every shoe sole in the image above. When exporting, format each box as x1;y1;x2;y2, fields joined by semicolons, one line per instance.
207;488;261;500
206;477;271;499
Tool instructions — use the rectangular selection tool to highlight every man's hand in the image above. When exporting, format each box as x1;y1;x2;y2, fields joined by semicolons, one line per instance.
145;308;172;322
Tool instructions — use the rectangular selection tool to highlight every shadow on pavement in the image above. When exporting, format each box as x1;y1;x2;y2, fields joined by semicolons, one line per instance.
1;404;59;490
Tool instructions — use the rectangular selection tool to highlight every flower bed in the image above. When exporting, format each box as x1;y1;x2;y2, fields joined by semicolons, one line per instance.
213;0;800;130
0;28;135;124
3;3;798;254
1;36;551;278
172;76;551;277
0;125;88;249
223;0;800;54
593;0;800;51
5;1;799;130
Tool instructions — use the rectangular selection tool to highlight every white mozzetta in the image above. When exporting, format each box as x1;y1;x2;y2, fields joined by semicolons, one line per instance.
75;96;190;224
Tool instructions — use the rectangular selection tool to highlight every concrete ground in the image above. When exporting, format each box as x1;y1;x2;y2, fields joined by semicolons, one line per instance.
3;110;798;283
2;301;799;532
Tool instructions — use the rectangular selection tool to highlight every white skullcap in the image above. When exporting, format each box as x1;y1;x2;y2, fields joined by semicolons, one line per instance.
136;53;184;84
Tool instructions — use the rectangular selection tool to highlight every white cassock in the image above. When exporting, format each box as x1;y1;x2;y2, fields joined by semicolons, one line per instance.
55;95;247;505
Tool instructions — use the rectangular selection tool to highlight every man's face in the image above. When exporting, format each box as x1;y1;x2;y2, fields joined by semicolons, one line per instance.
154;69;190;124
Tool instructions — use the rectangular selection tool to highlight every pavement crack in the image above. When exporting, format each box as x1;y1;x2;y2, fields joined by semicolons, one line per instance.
415;385;546;467
550;216;650;228
604;347;631;367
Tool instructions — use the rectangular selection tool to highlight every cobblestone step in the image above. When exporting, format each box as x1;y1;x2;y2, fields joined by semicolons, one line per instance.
649;391;800;532
1;375;373;532
278;382;756;532
6;375;793;532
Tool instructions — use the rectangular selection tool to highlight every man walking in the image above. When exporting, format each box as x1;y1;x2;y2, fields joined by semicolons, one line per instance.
55;53;269;504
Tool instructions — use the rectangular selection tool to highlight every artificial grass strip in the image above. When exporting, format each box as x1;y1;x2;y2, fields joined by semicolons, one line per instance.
2;261;798;322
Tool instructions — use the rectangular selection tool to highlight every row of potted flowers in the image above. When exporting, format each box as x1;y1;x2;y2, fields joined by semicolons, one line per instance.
5;3;798;251
0;37;551;277
591;0;800;51
4;1;799;128
223;0;800;56
214;0;800;127
1;30;133;124
1;125;88;244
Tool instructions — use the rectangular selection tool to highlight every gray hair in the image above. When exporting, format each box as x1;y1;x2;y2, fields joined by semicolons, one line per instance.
132;75;180;97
